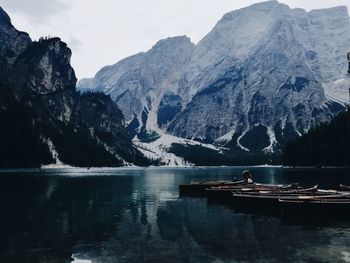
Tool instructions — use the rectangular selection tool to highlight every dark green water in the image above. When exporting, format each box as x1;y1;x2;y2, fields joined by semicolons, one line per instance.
1;167;350;263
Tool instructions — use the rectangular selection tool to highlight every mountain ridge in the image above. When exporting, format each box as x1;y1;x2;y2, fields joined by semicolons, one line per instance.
78;1;348;162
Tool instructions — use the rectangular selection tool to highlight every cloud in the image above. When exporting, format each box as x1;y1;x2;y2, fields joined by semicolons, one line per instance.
0;0;70;23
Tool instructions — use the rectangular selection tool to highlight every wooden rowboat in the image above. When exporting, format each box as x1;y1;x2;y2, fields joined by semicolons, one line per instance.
179;180;245;196
206;183;295;201
279;198;350;217
231;186;348;213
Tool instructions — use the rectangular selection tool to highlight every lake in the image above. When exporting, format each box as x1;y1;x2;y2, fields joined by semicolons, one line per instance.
1;166;350;263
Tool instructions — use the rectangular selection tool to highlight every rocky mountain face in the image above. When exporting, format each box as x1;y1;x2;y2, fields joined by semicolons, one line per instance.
0;7;31;82
0;8;149;167
78;1;347;156
79;36;195;134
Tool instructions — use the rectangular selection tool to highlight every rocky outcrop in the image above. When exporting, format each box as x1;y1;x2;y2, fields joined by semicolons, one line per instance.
11;38;76;99
0;7;31;81
9;38;76;125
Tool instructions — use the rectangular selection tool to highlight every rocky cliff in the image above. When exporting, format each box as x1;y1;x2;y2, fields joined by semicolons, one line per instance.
0;7;31;82
0;8;149;167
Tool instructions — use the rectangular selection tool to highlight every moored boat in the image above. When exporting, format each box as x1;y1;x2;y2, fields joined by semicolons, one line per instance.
279;198;350;217
206;183;295;201
179;180;245;196
231;186;349;213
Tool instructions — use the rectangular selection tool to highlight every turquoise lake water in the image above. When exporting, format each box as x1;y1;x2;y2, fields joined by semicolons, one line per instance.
1;167;350;263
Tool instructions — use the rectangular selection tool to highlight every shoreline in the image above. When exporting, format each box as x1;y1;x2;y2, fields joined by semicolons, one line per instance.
1;165;350;172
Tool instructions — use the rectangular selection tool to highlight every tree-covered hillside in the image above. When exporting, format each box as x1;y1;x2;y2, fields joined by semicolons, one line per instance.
283;109;350;166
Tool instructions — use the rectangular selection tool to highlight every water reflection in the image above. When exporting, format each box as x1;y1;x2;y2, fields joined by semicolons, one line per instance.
0;167;350;262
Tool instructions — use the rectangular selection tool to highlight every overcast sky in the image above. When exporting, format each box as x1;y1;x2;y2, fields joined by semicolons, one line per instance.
1;0;349;79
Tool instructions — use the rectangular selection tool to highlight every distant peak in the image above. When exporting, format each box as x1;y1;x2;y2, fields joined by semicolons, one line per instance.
152;36;194;50
0;7;11;25
220;0;284;22
251;0;280;8
247;0;288;13
309;5;348;16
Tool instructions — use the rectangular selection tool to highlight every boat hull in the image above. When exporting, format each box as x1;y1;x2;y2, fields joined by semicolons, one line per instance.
206;183;295;202
179;180;244;197
231;187;341;214
279;199;350;217
232;194;281;214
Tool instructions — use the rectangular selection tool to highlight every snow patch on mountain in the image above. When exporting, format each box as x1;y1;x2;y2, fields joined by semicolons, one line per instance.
46;138;64;165
215;129;235;143
237;130;250;152
263;126;278;153
133;133;224;166
41;138;75;169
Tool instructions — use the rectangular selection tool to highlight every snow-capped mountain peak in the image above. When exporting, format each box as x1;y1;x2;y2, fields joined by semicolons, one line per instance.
78;1;348;159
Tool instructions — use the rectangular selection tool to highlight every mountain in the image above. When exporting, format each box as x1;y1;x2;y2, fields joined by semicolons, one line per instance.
79;36;195;132
0;7;150;168
78;1;348;163
283;109;350;166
